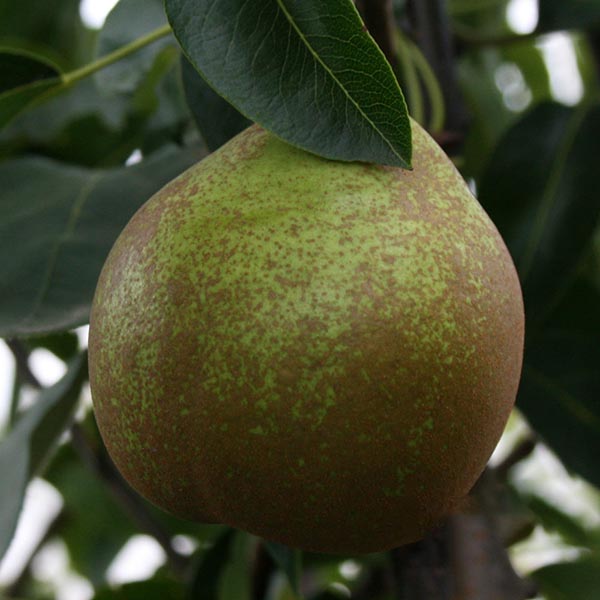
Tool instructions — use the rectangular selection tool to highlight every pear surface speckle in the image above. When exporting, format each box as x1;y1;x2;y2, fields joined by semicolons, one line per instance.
89;122;524;554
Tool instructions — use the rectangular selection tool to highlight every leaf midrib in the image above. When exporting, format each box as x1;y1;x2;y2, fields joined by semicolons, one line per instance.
275;0;407;165
22;171;105;327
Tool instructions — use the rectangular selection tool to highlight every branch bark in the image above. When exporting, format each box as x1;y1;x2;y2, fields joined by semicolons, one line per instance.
448;471;538;600
390;524;452;600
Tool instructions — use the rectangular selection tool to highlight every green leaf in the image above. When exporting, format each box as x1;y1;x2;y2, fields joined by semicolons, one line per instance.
181;55;251;152
538;0;600;33
0;48;61;129
0;48;60;94
478;101;600;324
533;555;600;600
0;145;203;337
518;278;600;487
44;438;138;585
165;0;412;167
95;0;175;95
524;495;600;552
189;529;236;600
0;0;94;71
0;353;86;560
265;541;302;596
24;331;79;361
458;48;517;178
92;577;186;600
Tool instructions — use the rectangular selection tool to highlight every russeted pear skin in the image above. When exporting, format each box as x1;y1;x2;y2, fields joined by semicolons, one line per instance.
88;122;524;554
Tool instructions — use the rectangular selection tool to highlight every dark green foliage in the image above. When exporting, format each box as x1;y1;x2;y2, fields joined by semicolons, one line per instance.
0;0;599;597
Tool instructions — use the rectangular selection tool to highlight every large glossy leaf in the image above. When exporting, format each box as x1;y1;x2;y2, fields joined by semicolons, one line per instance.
0;353;86;560
181;55;251;152
479;101;600;324
166;0;412;167
0;145;203;337
95;0;175;95
518;278;600;487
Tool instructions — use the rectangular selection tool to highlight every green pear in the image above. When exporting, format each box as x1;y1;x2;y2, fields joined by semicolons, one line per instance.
88;121;524;554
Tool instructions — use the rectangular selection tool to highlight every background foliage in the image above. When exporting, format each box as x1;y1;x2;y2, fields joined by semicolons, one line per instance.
1;0;599;598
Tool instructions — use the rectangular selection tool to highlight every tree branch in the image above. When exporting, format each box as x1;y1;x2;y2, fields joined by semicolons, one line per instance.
5;339;42;390
448;471;538;600
389;525;452;600
495;436;538;480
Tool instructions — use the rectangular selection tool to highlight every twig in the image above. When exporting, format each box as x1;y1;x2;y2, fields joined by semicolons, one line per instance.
494;436;538;480
69;423;190;579
5;339;41;389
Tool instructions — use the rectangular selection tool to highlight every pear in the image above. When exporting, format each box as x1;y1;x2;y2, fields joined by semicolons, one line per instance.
89;122;524;554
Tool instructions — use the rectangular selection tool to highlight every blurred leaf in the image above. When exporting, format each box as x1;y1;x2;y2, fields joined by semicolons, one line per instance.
524;495;600;552
538;1;600;33
0;77;128;147
0;144;203;337
265;541;302;596
502;41;551;101
519;278;600;487
24;331;79;361
0;353;86;560
0;48;60;94
0;49;62;129
309;590;350;600
0;60;187;167
449;0;512;40
45;439;138;584
458;48;517;178
95;0;175;95
181;56;251;152
0;0;93;70
93;577;186;600
189;529;236;600
532;555;600;599
166;0;411;167
218;532;253;600
479;101;600;323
